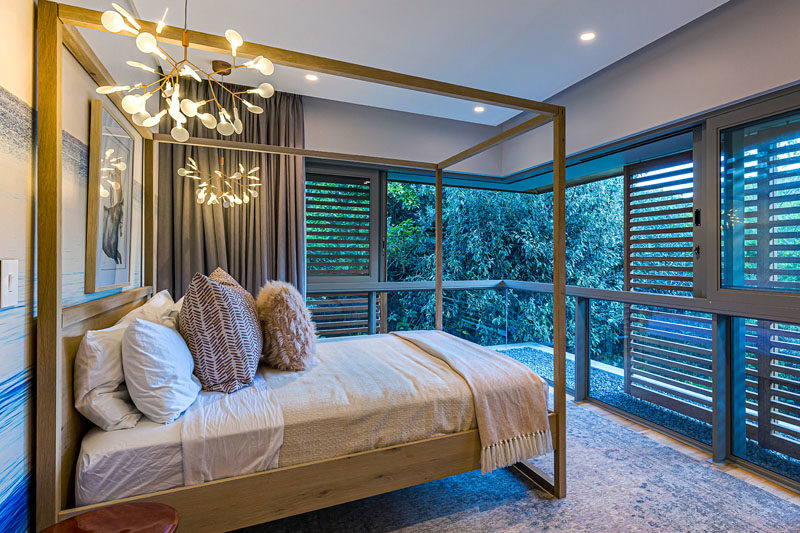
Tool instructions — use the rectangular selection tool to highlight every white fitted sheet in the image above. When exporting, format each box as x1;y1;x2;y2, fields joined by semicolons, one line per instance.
76;334;477;506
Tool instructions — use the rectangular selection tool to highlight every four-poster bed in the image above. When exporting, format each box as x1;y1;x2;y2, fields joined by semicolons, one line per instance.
35;1;567;530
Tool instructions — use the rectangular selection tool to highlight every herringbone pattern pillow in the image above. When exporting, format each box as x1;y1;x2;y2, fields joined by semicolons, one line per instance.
179;268;262;393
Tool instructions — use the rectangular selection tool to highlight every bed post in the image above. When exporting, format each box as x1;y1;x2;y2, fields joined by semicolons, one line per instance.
435;167;444;330
552;107;567;498
144;139;157;288
36;0;64;529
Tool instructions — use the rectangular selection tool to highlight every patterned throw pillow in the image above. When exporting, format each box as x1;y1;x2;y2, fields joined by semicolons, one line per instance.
256;281;318;371
179;268;262;392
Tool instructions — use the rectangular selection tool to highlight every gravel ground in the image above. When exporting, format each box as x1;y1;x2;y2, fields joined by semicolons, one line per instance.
497;345;800;483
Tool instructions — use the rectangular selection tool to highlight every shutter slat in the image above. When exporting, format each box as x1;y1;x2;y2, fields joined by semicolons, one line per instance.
306;177;372;278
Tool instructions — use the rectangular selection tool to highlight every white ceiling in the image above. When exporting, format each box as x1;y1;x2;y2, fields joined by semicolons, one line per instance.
68;0;729;125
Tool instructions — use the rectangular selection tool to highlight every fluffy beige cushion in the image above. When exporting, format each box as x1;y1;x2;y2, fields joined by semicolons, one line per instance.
256;281;318;371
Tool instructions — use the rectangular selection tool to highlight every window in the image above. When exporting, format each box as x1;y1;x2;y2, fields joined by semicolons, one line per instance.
305;175;373;277
621;153;711;433
305;170;380;337
731;316;800;481
624;152;695;295
720;109;800;293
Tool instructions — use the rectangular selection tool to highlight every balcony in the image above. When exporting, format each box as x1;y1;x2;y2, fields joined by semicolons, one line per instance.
307;279;800;490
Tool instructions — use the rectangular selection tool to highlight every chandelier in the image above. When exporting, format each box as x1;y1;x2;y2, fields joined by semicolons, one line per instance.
179;156;261;208
95;3;276;142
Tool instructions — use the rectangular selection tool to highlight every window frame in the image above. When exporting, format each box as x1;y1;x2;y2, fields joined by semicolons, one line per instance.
304;164;382;285
703;91;800;315
623;150;696;295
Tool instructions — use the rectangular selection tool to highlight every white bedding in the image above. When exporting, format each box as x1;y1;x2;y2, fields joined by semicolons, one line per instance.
76;334;477;506
181;376;283;486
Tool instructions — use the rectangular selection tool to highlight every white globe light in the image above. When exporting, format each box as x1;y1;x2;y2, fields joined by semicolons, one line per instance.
132;111;150;126
225;29;244;47
198;113;218;129
121;94;145;114
180;99;199;117
171;125;190;142
225;29;244;56
101;11;125;33
217;121;235;136
250;82;274;99
232;108;243;134
136;32;158;54
168;100;187;124
257;57;274;76
142;110;166;128
96;85;129;94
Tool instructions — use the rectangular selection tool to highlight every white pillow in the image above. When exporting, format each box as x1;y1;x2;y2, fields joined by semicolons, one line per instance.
122;318;201;424
74;323;142;431
73;290;176;430
161;296;183;331
118;290;176;326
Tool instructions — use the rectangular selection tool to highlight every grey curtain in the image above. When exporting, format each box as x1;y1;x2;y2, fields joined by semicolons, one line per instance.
157;80;305;297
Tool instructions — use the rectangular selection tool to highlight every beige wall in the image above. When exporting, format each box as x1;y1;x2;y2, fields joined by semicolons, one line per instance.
61;47;144;308
303;96;504;176
502;0;800;174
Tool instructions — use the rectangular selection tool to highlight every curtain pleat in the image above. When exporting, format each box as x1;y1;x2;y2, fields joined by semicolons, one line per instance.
156;80;305;297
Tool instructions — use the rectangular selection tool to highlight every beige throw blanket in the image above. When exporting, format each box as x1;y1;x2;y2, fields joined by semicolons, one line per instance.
392;330;552;473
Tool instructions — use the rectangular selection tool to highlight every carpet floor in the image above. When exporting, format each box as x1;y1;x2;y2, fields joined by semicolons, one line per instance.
242;401;800;533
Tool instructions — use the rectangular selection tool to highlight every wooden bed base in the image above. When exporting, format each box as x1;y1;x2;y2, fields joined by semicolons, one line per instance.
36;1;567;530
59;420;558;532
54;288;561;532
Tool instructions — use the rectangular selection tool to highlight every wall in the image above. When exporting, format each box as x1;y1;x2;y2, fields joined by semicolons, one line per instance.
0;0;35;530
0;2;144;529
303;96;503;176
61;49;143;308
502;0;800;175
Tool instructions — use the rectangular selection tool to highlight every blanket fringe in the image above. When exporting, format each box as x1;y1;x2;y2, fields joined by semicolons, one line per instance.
481;429;553;474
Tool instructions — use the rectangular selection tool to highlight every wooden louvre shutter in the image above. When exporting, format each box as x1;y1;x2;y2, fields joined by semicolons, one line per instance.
306;176;371;276
722;125;800;458
305;175;376;337
624;151;695;294
731;126;800;291
307;293;376;337
622;152;713;422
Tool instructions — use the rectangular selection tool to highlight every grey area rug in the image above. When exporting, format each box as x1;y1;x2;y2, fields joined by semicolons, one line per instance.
242;401;800;532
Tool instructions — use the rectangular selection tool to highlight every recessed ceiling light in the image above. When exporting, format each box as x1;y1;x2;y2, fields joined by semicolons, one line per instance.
305;74;319;81
473;105;485;113
580;31;596;42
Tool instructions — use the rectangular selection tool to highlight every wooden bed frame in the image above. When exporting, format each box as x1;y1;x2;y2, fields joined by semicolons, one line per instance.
36;1;567;530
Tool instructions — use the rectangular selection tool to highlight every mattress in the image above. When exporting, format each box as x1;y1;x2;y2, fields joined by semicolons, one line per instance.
76;334;477;506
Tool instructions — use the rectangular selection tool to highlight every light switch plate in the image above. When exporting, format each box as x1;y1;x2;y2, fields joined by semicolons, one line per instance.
0;259;19;308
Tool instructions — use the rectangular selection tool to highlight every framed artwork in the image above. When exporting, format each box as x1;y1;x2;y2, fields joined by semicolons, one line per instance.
85;99;137;293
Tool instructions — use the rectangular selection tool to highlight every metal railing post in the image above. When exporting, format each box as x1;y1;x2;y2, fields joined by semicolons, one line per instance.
368;291;377;335
711;313;731;464
574;297;590;401
504;287;509;346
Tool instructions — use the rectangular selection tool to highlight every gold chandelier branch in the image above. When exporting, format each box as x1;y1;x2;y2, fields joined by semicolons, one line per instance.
96;3;275;143
178;156;261;208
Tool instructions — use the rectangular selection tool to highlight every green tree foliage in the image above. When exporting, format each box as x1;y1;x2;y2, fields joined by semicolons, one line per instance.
385;177;626;365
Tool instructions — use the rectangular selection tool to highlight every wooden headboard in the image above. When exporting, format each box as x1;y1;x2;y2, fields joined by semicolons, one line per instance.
57;287;151;510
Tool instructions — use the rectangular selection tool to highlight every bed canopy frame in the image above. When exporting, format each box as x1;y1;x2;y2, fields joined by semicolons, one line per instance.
35;1;567;530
